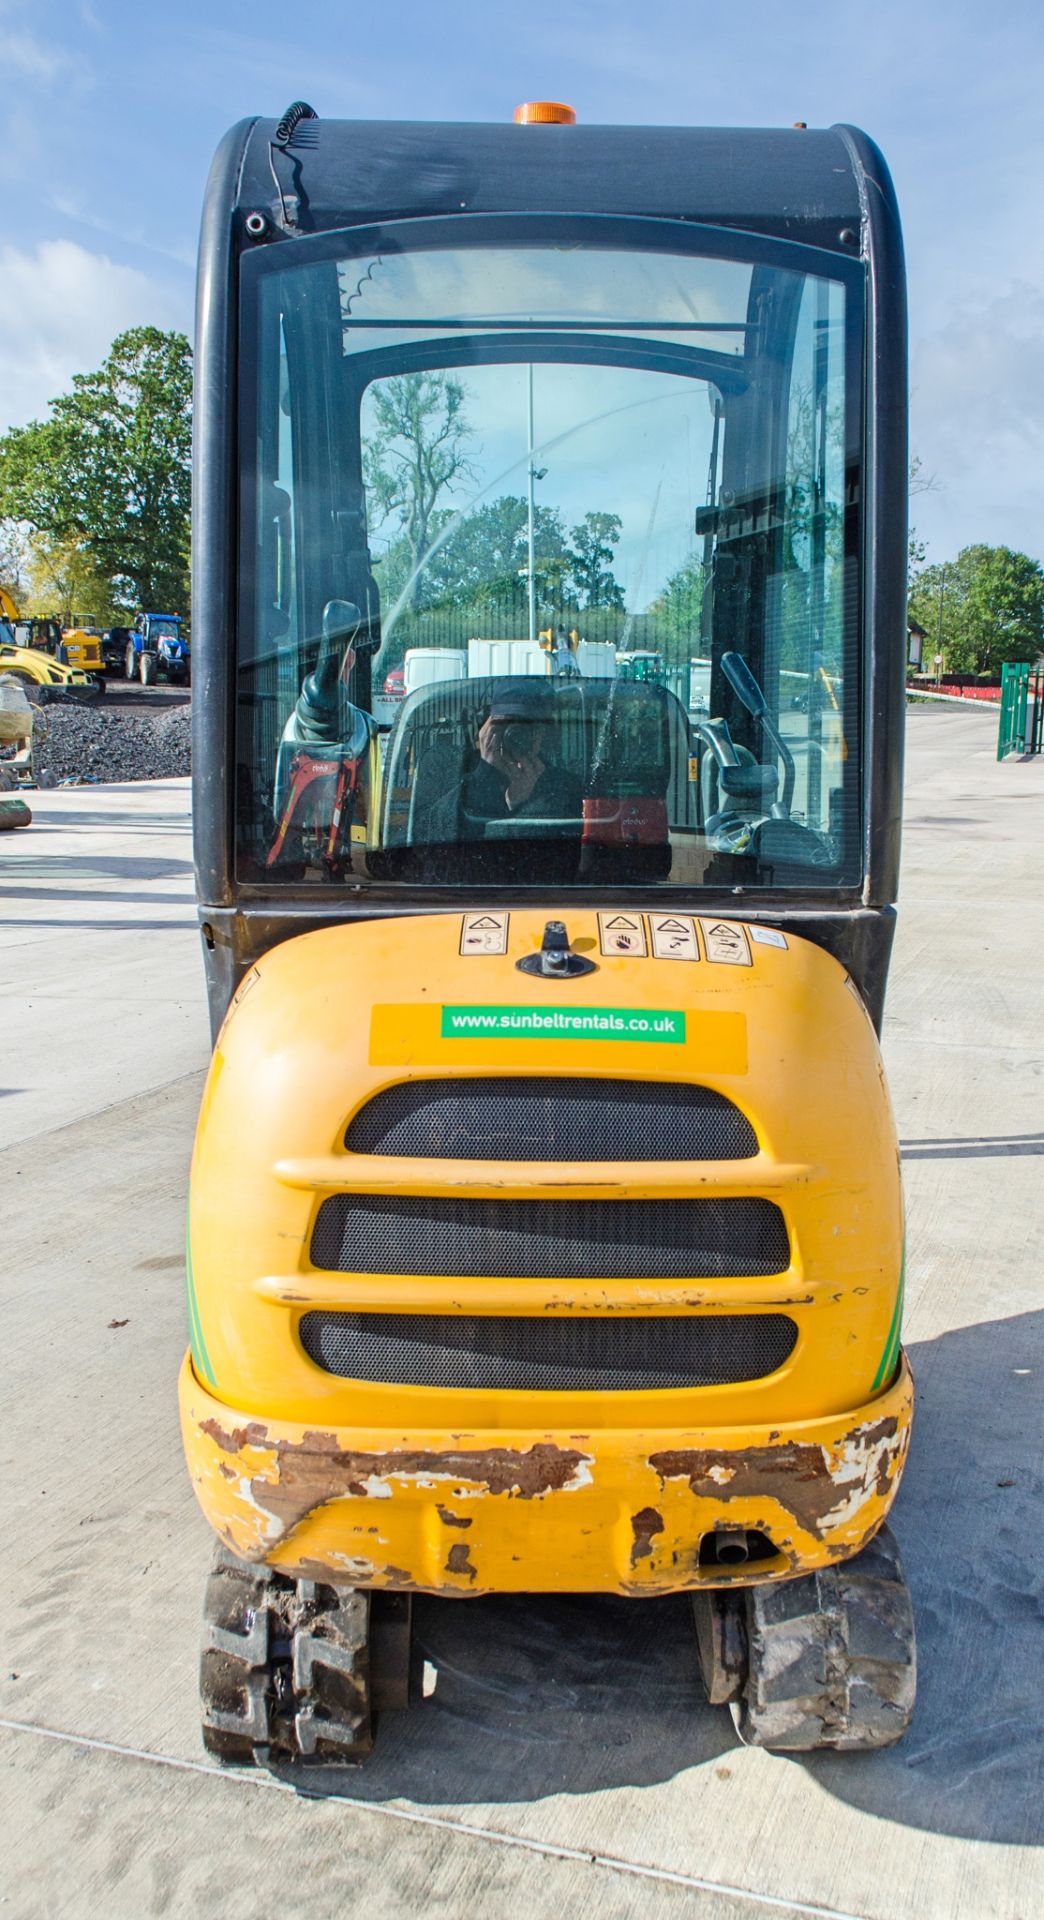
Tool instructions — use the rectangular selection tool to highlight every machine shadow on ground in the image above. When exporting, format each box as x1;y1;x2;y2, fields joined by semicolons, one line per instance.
290;1311;1043;1851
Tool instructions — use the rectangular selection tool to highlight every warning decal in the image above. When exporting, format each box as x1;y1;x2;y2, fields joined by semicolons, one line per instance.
750;925;788;950
701;920;752;966
649;914;699;962
460;912;509;955
598;912;647;957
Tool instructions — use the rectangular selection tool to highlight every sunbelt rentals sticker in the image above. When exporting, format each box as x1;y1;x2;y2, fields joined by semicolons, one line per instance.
440;1005;685;1044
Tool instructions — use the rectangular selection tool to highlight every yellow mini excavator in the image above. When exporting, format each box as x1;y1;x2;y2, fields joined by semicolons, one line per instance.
181;101;916;1763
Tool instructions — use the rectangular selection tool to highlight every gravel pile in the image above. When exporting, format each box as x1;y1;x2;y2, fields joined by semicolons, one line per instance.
31;697;192;785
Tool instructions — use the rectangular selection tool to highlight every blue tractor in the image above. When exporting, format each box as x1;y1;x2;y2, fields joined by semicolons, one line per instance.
124;612;191;687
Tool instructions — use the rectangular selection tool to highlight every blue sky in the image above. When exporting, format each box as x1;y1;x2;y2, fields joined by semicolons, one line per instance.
2;0;1044;563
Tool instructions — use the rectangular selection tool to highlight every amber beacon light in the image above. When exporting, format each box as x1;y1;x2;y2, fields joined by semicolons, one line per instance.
513;100;577;124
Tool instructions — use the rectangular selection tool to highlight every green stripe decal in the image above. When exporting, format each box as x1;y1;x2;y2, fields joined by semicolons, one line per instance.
872;1249;905;1391
185;1211;216;1387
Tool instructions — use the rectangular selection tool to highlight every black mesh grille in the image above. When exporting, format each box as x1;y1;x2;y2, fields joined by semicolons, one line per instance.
298;1310;798;1390
310;1195;789;1278
345;1078;757;1161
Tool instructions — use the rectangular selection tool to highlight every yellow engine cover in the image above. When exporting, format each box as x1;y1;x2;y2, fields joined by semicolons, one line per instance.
181;910;910;1595
61;629;104;672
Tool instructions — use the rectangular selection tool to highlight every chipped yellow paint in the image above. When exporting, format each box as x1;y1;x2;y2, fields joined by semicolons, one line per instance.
179;1349;913;1593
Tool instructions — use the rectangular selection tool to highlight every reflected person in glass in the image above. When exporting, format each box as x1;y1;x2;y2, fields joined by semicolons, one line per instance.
425;682;582;843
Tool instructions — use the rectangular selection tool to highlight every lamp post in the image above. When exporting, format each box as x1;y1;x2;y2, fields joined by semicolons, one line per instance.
525;366;548;643
527;367;537;642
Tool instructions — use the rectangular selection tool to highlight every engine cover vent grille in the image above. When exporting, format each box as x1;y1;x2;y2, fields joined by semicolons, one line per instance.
310;1195;789;1279
345;1077;757;1161
299;1310;798;1391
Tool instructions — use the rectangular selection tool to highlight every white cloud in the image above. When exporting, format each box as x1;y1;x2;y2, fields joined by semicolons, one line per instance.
0;239;186;433
0;27;69;83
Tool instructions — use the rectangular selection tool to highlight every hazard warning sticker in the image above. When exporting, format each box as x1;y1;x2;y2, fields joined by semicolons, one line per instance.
750;925;788;950
460;912;509;955
649;913;699;961
598;911;647;957
700;920;752;966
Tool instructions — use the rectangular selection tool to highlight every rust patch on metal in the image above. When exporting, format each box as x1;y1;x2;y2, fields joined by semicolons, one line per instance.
382;1565;422;1590
649;1418;902;1538
630;1506;665;1567
863;1416;904;1500
446;1542;477;1583
197;1419;591;1541
200;1416;269;1454
218;1463;236;1482
437;1506;472;1530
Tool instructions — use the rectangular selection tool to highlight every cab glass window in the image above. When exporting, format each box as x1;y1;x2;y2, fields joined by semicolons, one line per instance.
236;229;862;891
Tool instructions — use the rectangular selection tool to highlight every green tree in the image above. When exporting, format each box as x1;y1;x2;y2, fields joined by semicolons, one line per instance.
566;511;625;610
363;372;476;611
370;518;450;618
647;553;705;665
23;533;126;626
0;327;192;611
429;494;570;611
908;545;1044;675
370;494;575;657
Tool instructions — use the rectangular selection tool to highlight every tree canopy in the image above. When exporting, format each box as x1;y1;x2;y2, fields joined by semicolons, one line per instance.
908;544;1044;675
421;493;570;613
363;372;476;611
567;512;625;611
23;535;126;627
372;489;630;645
646;553;705;664
0;327;192;616
364;373;629;632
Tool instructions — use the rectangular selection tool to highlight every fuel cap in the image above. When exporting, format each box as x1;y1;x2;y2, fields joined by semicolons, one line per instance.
516;920;597;980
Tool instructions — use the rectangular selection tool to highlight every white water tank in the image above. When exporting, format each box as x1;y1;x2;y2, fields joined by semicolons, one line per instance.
403;648;466;694
689;656;712;712
467;638;547;678
575;641;617;678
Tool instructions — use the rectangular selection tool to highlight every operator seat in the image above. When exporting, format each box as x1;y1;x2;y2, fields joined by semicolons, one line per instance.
578;679;687;882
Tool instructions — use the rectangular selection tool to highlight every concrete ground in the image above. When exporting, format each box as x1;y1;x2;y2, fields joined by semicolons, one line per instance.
1;712;1041;1920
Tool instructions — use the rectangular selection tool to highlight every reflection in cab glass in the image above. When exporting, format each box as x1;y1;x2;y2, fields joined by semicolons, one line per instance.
237;239;861;891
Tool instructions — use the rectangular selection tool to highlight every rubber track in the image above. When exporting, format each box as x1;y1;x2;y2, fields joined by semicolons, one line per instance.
732;1525;916;1751
200;1546;372;1764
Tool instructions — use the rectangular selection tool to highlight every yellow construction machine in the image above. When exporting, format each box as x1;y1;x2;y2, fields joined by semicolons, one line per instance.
59;626;107;687
0;593;96;701
182;101;915;1763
